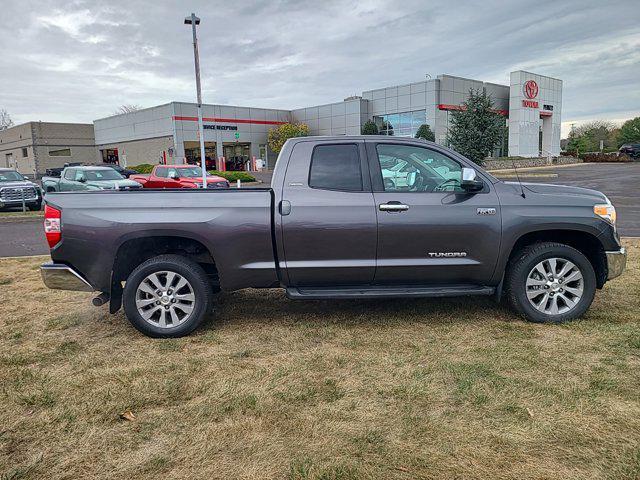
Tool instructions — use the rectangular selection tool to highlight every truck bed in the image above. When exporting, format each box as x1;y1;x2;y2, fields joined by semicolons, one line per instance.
46;188;278;292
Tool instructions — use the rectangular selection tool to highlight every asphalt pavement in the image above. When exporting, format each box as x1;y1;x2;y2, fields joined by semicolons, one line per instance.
0;162;637;258
0;218;49;257
519;162;640;237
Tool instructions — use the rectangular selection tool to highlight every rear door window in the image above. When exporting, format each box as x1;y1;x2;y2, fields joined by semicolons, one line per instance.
309;144;362;191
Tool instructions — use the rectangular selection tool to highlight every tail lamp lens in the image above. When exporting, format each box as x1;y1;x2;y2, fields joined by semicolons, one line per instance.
44;205;62;248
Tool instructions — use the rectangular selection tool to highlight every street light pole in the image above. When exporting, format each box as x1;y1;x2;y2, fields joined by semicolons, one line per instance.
184;13;207;188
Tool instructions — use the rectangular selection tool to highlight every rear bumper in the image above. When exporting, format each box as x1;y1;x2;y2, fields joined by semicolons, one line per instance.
40;263;95;292
606;248;627;280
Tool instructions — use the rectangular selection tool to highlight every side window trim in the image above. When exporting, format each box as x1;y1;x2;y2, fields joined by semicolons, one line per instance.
307;142;370;193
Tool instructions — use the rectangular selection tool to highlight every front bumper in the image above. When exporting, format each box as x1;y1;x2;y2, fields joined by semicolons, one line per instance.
41;263;95;292
0;197;41;207
606;248;627;280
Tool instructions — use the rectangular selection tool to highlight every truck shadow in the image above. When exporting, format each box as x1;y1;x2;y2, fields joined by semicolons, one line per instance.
205;288;519;329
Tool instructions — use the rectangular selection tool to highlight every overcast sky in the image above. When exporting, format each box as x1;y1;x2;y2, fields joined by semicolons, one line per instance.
1;0;638;137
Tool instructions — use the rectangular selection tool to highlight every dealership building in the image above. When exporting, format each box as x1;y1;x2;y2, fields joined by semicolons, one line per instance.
92;69;561;169
0;122;96;178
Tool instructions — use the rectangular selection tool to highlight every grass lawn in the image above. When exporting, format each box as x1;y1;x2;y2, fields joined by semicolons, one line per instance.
1;240;638;479
0;210;43;220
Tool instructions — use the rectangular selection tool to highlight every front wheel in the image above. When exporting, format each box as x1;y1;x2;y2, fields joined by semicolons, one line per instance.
505;242;596;323
123;254;214;337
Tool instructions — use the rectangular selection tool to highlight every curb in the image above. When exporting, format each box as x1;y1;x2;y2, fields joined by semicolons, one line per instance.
487;162;586;174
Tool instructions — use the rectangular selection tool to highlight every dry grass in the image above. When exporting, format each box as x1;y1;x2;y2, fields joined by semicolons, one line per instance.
1;240;639;480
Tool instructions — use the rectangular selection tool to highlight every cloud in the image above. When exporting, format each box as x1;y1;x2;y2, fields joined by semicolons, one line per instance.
0;0;638;135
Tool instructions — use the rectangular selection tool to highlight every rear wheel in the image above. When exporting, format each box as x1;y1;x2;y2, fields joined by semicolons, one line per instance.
123;254;213;337
505;242;596;323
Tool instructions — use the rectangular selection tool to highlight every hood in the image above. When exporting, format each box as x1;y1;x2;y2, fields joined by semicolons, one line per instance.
0;180;39;189
87;179;142;189
191;176;229;185
518;182;608;203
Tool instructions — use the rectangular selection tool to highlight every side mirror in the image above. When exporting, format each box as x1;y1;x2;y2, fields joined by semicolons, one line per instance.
78;176;86;183
461;167;483;192
168;172;179;180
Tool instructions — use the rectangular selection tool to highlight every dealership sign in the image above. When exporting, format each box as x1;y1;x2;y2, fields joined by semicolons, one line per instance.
522;80;539;108
203;124;238;131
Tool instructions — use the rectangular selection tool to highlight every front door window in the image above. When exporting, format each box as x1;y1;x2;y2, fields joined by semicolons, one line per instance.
376;144;464;193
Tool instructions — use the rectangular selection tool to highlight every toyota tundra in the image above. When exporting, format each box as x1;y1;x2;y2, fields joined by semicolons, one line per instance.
40;137;627;337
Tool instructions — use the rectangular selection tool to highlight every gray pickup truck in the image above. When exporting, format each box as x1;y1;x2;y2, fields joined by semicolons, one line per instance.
0;168;42;211
41;136;626;337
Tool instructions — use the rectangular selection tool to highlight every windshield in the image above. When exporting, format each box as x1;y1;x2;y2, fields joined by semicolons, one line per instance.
177;167;204;178
84;169;124;181
0;171;26;182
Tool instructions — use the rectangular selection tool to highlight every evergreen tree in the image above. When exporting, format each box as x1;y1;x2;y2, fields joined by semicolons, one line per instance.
361;120;378;135
414;124;435;141
447;89;505;164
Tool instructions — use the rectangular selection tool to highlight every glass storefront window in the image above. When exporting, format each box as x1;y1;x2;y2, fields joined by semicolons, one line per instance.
373;110;427;137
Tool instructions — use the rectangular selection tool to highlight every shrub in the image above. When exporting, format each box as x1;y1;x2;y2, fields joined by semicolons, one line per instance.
129;163;155;174
207;170;256;182
578;152;632;163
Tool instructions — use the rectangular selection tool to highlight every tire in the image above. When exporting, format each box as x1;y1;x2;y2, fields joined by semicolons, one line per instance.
28;201;42;211
123;254;214;338
505;242;596;323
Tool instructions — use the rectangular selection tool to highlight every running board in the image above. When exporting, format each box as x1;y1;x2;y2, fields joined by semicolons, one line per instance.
286;284;495;300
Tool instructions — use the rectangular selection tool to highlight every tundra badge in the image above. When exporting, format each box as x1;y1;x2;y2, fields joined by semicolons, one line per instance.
428;252;467;258
477;207;496;215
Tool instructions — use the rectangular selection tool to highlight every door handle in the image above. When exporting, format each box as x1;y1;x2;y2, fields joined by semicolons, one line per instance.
379;202;409;212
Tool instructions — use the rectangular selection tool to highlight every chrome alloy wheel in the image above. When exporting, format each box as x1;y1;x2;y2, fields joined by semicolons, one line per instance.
135;271;195;328
526;258;584;315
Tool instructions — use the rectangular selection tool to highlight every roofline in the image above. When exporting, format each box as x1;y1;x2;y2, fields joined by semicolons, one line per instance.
0;121;93;132
93;102;174;123
512;70;563;83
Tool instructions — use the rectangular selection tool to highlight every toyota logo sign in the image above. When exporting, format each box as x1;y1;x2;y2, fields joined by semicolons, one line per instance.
524;80;539;99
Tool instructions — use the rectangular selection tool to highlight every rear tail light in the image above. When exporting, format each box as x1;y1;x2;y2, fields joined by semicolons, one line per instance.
44;204;61;248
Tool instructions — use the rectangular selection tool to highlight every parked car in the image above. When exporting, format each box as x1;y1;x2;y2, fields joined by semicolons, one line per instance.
45;162;84;178
41;136;626;338
619;143;640;158
99;163;138;178
0;168;42;210
42;166;142;192
129;165;230;189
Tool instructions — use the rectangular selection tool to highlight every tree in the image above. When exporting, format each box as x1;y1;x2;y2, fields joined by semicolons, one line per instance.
414;124;435;141
617;117;640;147
113;104;142;115
447;89;505;165
361;120;378;135
0;109;14;130
267;122;309;154
566;120;618;153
